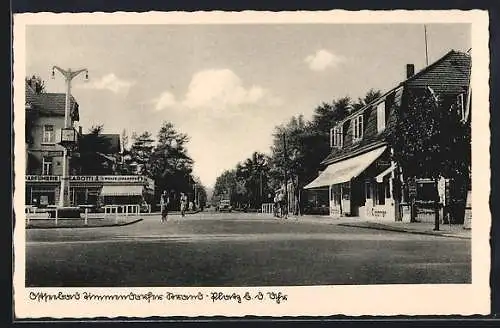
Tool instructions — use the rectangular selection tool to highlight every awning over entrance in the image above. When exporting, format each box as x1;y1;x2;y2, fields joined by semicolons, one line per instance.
304;146;387;189
100;185;143;196
375;163;396;182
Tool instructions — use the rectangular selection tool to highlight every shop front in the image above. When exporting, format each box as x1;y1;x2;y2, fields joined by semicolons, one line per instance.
305;145;396;220
25;175;154;208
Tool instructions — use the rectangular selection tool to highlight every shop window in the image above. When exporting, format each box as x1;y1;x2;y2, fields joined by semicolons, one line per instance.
42;157;52;175
42;125;55;143
376;183;385;205
385;179;391;198
365;181;371;199
352;115;364;142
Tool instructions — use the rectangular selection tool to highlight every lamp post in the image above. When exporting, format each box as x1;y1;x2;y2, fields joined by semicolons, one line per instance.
52;66;88;207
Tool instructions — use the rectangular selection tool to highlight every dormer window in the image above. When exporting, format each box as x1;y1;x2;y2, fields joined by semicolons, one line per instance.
330;125;343;148
376;101;386;133
352;115;364;142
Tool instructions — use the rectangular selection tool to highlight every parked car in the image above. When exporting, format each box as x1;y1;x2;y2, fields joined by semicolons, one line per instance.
218;199;232;212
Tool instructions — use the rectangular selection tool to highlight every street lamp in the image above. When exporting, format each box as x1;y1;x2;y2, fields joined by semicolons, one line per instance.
52;66;89;207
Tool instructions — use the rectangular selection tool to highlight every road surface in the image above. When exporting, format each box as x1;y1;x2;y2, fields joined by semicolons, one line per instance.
25;212;471;287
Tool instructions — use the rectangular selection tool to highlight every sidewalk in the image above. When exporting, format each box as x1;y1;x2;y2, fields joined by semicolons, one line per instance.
26;217;143;229
267;214;471;239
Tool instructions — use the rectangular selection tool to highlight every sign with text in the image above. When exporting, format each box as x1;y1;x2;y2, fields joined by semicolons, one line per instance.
26;175;149;184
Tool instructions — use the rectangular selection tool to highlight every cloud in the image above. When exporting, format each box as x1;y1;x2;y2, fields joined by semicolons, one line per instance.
153;68;281;115
81;73;135;94
155;91;177;111
182;69;267;110
304;49;343;71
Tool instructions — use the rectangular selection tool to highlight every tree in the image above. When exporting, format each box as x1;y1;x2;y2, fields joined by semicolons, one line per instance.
235;151;270;208
388;88;471;228
26;75;46;94
78;125;113;175
149;121;194;206
353;89;382;110
128;131;155;177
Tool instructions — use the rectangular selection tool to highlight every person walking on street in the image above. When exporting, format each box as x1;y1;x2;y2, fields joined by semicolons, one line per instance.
180;192;188;217
278;191;287;219
160;190;170;223
273;193;279;218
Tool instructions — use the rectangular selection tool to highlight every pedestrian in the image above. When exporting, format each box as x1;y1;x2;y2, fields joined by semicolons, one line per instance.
180;192;188;217
278;191;287;219
160;190;169;223
273;193;279;218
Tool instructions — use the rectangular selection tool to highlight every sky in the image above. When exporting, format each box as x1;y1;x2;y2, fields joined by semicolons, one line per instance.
25;23;470;187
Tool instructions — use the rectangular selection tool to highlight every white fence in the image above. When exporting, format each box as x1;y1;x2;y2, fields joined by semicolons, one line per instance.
261;203;274;215
25;203;151;226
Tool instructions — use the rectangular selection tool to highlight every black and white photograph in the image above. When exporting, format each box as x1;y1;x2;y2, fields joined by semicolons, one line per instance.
13;10;490;318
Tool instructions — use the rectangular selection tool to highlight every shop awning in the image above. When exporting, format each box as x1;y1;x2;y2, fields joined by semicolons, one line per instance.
375;163;396;182
100;185;143;196
304;146;387;189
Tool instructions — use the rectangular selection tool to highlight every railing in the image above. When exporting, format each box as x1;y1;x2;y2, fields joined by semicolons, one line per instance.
25;205;91;226
102;204;150;223
261;203;274;215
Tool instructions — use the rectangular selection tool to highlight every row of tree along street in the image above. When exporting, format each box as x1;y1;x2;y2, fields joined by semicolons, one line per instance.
213;90;383;212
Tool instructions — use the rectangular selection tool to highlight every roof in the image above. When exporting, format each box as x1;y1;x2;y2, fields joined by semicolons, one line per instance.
320;49;471;167
25;81;80;121
337;50;471;126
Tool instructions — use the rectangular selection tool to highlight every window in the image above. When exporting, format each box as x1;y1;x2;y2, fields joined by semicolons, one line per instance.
365;181;371;199
457;93;465;121
42;157;52;175
352;115;364;142
376;183;385;205
42;125;55;143
376;102;386;132
330;125;343;148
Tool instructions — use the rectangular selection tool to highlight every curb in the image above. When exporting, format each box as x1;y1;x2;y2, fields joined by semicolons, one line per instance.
26;218;143;230
338;223;471;240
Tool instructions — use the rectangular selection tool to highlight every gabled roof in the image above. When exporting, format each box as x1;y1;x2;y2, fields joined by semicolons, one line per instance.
320;49;471;167
336;50;471;126
25;82;80;121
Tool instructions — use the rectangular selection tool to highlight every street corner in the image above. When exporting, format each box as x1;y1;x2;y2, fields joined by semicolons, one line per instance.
26;217;143;229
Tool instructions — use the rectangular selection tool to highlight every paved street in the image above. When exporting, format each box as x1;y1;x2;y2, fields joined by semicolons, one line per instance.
26;212;471;287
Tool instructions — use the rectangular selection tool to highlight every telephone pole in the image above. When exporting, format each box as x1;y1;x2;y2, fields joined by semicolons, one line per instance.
282;132;288;218
52;66;88;207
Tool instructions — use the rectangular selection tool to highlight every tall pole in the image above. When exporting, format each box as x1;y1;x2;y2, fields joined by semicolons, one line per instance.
283;132;288;218
424;25;429;66
53;66;88;207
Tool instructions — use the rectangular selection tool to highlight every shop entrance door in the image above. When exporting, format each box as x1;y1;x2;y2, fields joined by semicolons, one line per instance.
341;182;351;216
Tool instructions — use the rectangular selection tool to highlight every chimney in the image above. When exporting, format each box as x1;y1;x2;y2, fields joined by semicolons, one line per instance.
406;64;415;78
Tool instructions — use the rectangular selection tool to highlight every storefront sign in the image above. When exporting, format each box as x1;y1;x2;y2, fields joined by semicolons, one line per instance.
26;175;60;182
98;176;146;183
26;175;149;184
70;176;98;182
371;208;387;217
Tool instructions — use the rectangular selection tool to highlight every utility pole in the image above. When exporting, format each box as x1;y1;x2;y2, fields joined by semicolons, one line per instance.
424;25;429;66
52;66;88;207
282;132;288;218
